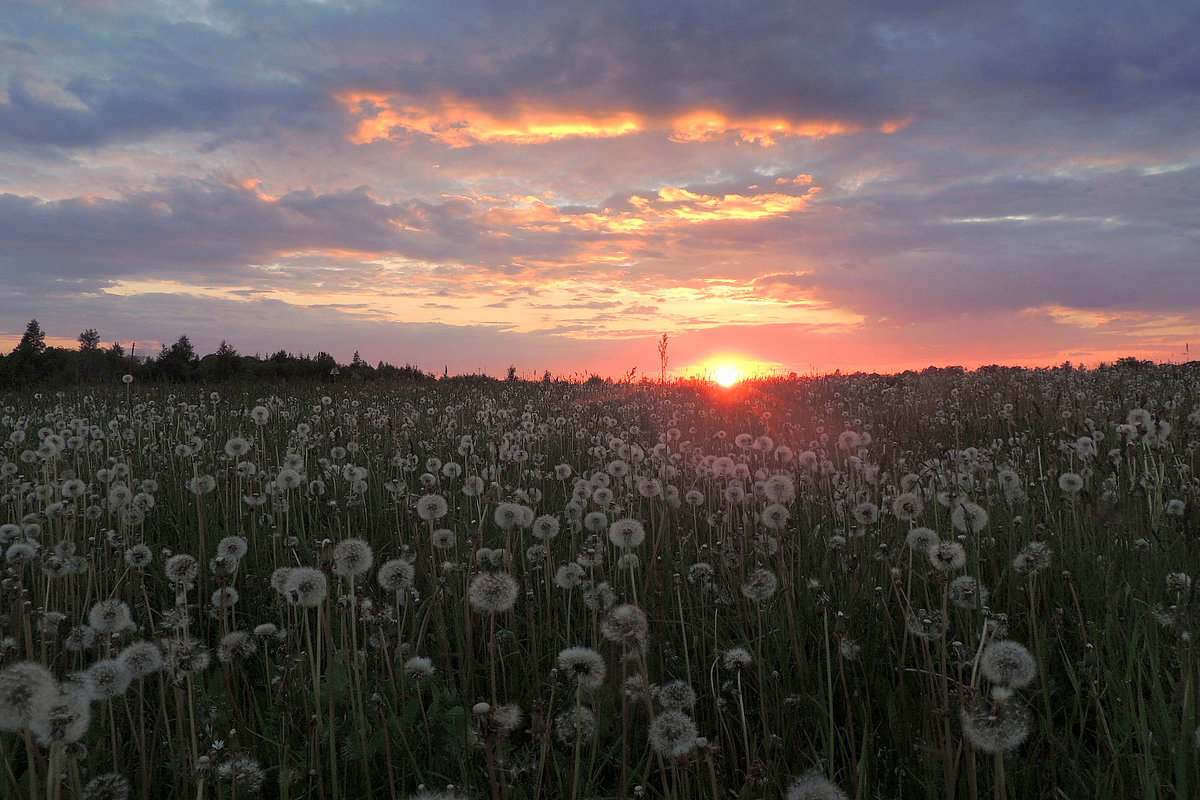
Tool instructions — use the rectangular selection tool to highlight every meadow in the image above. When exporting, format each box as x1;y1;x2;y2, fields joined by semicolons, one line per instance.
0;364;1197;800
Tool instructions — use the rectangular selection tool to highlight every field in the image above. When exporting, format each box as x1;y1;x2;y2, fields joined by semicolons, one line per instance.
1;365;1197;800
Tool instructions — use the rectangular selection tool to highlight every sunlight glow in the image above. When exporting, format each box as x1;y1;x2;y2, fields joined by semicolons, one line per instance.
713;364;742;386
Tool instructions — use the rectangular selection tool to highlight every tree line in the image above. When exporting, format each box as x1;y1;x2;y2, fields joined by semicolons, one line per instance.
0;319;436;388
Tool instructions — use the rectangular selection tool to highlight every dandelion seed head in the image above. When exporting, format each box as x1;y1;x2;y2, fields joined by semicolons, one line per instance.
0;661;57;732
82;772;131;800
284;567;328;607
217;631;258;663
467;571;519;614
648;708;698;758
118;641;164;678
600;603;649;648
721;647;753;671
88;599;133;635
785;771;849;800
980;640;1037;688
85;659;133;699
557;647;606;692
960;699;1031;753
740;568;778;602
332;537;374;577
377;558;416;593
657;680;697;710
552;706;597;745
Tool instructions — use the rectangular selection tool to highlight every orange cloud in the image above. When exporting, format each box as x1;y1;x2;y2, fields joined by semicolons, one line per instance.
337;91;642;146
336;91;909;147
467;184;817;236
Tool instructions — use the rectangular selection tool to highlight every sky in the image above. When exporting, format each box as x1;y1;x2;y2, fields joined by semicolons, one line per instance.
2;0;1199;379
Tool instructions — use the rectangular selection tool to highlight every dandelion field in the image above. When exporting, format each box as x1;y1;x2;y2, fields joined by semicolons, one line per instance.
1;365;1197;800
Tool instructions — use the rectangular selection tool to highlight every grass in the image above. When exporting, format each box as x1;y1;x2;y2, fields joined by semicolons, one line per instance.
0;365;1197;799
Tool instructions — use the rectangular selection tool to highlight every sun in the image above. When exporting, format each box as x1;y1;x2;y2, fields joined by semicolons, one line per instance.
713;364;742;387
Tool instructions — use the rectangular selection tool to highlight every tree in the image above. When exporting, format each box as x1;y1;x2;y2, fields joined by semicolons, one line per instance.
156;335;198;381
78;328;101;351
13;319;46;356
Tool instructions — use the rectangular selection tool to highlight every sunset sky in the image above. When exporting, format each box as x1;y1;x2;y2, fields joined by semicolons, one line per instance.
2;0;1198;378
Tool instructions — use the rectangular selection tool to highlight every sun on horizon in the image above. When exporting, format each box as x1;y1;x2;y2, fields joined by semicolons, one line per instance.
712;364;743;386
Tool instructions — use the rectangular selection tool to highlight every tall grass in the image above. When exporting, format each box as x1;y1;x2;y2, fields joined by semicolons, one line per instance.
0;366;1196;799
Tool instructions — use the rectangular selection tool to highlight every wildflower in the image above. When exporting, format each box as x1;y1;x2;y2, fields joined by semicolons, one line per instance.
249;405;270;425
332;538;374;577
905;527;939;552
284;567;328;607
31;684;91;747
892;492;925;522
163;636;211;675
558;647;606;692
1166;572;1193;594
85;659;133;700
950;501;988;534
760;502;790;530
491;703;524;736
377;559;416;593
165;554;199;589
88;599;133;635
616;552;640;571
553;706;597;745
554;562;586;589
211;586;239;608
657;680;697;710
124;544;153;569
5;542;38;564
186;475;217;496
851;501;880;525
584;511;609;533
722;647;753;671
839;637;862;660
1058;472;1084;495
960;699;1031;753
607;518;646;549
929;541;967;572
216;536;248;562
582;581;616;612
493;502;524;530
948;575;989;609
275;468;304;491
0;661;57;731
217;631;258;663
65;625;97;652
404;656;435;680
1166;499;1187;517
467;572;519;614
649;709;698;758
1012;541;1052;575
118;641;164;678
216;756;266;793
600;604;649;648
785;770;849;800
741;568;778;603
531;515;560;541
980;640;1037;688
905;608;945;641
416;494;449;521
430;529;456;550
763;474;796;503
83;772;131;800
